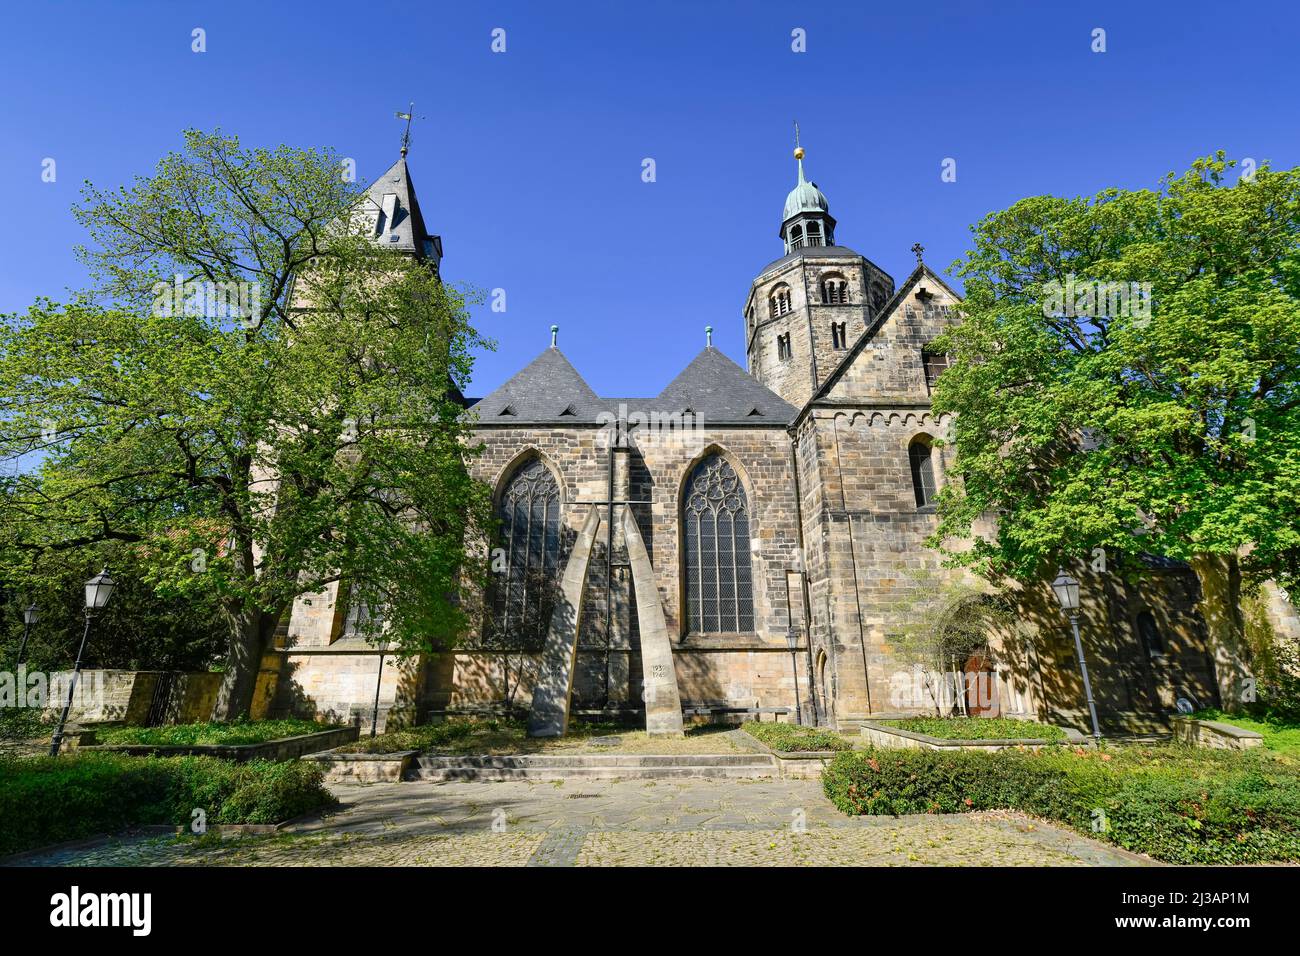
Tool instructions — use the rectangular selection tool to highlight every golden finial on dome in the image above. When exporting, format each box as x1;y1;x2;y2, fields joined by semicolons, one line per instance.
793;120;803;160
794;146;805;160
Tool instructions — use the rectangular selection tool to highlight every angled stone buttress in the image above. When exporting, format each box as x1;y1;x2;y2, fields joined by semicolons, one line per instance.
622;507;685;736
527;504;601;737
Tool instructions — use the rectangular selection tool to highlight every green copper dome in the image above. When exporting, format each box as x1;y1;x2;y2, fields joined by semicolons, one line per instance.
782;154;828;221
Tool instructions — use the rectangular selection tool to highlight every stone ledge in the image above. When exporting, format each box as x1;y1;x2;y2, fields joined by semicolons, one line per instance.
734;728;840;779
302;749;419;783
1172;716;1264;750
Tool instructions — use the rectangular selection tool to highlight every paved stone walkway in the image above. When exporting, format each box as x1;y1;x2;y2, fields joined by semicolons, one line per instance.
11;778;1151;867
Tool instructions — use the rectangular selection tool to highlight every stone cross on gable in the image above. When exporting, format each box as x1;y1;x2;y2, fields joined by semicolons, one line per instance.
911;242;925;265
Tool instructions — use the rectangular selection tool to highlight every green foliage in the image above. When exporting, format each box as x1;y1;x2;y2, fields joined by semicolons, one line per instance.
94;718;336;747
338;716;483;754
933;152;1300;588
0;130;494;715
822;744;1300;864
741;721;852;752
879;716;1066;741
0;543;226;672
0;707;50;741
0;753;337;856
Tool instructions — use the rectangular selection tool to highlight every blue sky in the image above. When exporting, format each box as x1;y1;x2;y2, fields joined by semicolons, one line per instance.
2;0;1296;397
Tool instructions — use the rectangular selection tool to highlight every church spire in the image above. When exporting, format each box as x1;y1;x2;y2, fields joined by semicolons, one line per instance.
780;125;836;253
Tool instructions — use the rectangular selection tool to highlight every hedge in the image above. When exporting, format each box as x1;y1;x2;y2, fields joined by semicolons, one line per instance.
0;752;339;857
822;744;1300;864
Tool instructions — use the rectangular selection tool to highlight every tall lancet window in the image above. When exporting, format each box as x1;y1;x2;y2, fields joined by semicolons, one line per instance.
683;455;755;634
490;458;563;649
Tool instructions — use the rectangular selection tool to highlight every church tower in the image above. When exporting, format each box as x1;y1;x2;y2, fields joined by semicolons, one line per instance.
744;139;895;409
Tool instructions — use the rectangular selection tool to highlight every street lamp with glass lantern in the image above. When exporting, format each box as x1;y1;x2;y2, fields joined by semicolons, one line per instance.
16;603;39;666
1051;569;1102;743
785;626;803;725
50;569;115;757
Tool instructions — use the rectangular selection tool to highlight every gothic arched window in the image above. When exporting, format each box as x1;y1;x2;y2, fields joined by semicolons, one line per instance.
909;438;937;509
489;458;562;649
682;455;755;634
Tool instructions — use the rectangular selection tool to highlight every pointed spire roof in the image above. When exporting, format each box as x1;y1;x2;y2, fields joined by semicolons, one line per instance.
363;157;437;258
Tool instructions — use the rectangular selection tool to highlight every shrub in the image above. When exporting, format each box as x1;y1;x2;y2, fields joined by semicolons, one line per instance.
0;752;338;856
822;744;1300;864
878;716;1066;742
742;721;851;752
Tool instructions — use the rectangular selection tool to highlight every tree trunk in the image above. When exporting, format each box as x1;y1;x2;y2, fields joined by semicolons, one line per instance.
210;603;273;721
1189;552;1253;712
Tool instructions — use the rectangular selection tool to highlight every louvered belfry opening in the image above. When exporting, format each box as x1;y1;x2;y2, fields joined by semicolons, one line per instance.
490;458;563;650
683;455;755;634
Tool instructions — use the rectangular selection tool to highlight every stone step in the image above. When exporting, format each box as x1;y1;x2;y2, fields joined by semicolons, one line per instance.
405;752;778;781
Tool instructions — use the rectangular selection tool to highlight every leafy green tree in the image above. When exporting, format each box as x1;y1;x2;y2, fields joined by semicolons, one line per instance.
0;131;492;718
931;153;1300;711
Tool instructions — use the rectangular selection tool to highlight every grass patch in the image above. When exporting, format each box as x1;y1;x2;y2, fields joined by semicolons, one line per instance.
877;716;1066;742
741;721;852;752
338;716;737;755
95;718;339;747
1192;709;1300;759
823;743;1300;865
0;752;338;857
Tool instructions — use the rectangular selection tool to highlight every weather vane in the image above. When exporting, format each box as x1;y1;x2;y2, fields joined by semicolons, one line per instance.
395;102;422;157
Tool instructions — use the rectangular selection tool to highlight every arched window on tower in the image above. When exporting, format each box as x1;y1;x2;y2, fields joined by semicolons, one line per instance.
820;273;849;305
769;284;792;318
909;437;938;509
806;221;822;247
488;458;563;650
789;223;805;250
682;455;755;634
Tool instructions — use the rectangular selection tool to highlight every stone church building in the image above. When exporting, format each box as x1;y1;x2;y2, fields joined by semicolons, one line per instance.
265;144;1224;734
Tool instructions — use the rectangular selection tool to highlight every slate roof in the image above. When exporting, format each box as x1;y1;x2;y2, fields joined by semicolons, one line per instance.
362;158;438;258
467;346;796;426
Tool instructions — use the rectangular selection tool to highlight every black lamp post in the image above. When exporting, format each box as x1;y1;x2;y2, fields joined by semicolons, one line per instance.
1051;569;1102;743
50;568;115;757
370;639;388;738
16;602;39;666
785;627;803;725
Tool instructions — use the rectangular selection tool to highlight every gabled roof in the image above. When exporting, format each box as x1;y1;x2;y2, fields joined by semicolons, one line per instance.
810;262;963;404
467;345;795;426
658;347;796;421
362;158;436;257
470;347;603;421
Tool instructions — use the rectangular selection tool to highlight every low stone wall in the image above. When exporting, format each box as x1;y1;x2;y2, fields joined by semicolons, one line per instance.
734;728;840;779
80;726;358;762
37;669;223;725
859;720;1072;752
1172;716;1264;751
301;749;419;783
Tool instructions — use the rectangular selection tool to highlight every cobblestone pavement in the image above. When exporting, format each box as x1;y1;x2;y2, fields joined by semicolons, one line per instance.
11;778;1151;867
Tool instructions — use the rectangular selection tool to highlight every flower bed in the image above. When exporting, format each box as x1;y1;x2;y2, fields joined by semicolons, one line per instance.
740;721;852;752
823;743;1300;865
878;717;1067;742
94;718;336;747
